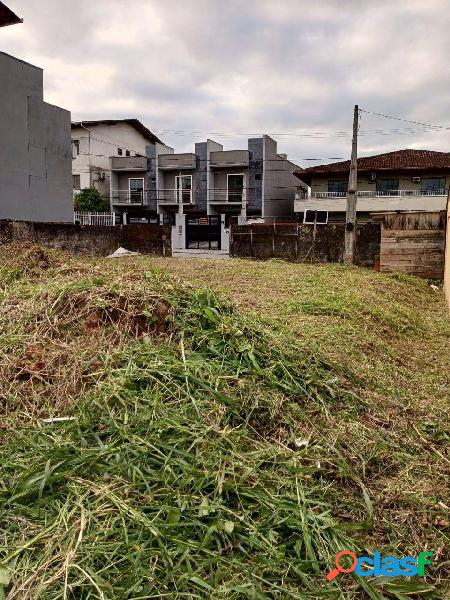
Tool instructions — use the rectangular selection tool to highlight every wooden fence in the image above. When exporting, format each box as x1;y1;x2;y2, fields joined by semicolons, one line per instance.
379;212;446;279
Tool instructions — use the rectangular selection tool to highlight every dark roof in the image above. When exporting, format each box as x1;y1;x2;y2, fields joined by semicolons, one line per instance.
0;1;22;27
71;119;163;145
294;149;450;184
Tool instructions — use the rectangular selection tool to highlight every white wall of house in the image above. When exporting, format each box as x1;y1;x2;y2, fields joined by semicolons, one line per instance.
71;122;155;198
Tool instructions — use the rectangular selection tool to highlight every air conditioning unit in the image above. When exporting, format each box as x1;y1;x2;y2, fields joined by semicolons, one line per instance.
412;176;421;184
369;172;377;181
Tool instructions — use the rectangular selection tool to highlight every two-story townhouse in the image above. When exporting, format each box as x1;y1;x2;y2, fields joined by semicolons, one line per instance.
293;149;450;224
71;119;171;205
110;134;301;250
0;2;73;223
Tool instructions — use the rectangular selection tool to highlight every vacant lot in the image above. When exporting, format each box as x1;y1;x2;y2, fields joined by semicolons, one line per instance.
0;245;449;599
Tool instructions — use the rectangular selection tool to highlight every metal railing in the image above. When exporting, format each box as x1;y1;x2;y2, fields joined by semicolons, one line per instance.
74;212;115;226
310;189;448;199
209;188;246;203
157;189;193;204
111;189;146;205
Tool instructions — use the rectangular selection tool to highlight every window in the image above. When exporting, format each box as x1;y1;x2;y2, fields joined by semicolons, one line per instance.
72;174;80;189
421;177;445;194
175;175;192;203
129;178;144;204
118;148;123;156
303;209;328;225
376;179;399;195
255;173;261;181
71;140;80;159
328;180;347;194
126;150;131;157
227;174;244;202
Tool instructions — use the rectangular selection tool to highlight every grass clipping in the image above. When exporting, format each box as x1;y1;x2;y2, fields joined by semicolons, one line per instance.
0;256;443;599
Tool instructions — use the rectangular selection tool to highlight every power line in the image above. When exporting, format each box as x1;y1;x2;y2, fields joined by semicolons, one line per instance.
359;109;450;131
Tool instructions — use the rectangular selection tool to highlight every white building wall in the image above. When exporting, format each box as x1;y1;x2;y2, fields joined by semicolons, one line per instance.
71;122;155;197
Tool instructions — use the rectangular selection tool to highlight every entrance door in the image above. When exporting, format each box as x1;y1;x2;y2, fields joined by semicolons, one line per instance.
175;175;192;204
129;178;144;204
227;174;244;202
186;215;221;250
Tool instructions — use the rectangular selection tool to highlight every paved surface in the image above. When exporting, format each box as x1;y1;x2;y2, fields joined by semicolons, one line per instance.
172;249;229;259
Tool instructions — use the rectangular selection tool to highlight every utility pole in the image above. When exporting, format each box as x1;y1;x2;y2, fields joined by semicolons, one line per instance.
344;105;359;264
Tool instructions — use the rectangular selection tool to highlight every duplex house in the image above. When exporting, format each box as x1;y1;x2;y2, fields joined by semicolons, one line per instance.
0;2;73;223
294;149;450;224
111;134;300;249
71;119;171;201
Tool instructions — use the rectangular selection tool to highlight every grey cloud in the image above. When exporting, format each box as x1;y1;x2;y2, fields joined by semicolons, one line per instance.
2;0;449;165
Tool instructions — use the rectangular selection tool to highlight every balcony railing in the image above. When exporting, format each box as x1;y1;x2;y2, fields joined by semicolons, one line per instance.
157;189;193;204
209;188;246;203
309;189;448;199
111;189;146;205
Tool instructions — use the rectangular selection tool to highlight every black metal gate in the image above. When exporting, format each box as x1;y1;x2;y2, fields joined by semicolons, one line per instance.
186;216;221;250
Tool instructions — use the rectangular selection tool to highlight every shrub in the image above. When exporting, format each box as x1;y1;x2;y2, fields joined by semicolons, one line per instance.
74;187;110;212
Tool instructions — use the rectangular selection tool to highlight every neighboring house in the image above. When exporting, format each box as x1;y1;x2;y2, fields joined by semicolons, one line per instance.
111;134;300;249
0;2;73;223
294;149;450;223
71;119;171;201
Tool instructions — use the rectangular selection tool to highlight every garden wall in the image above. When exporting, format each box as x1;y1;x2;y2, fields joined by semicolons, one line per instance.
0;220;171;256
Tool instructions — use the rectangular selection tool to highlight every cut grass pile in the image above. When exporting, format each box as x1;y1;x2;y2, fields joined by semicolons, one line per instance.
0;245;449;599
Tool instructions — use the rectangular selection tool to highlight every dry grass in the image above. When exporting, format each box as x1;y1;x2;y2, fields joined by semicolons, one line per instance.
0;245;449;599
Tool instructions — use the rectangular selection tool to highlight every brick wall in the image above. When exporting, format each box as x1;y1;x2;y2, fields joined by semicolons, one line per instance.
0;220;171;256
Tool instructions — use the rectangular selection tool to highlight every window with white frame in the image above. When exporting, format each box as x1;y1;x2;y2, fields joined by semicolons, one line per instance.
175;175;192;203
129;178;144;204
303;209;328;225
227;174;244;202
72;140;80;159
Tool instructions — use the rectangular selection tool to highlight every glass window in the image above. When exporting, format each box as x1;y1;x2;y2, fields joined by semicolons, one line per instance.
72;174;80;189
118;148;123;156
227;174;244;202
421;177;445;193
126;150;131;157
71;140;80;159
129;178;144;204
377;179;399;194
175;175;192;203
328;180;347;194
304;209;328;224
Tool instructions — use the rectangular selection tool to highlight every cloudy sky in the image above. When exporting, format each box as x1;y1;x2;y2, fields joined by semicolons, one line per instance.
2;0;449;167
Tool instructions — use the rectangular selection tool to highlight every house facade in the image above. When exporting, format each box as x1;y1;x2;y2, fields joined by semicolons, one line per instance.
0;3;73;223
294;149;450;223
111;134;300;249
71;119;171;201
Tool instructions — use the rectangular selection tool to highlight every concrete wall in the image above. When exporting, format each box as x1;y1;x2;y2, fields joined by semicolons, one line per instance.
230;221;380;266
0;52;73;223
0;219;171;256
262;136;299;217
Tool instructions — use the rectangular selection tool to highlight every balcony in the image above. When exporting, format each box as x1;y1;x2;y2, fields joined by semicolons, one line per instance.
209;188;247;204
111;189;147;205
110;156;147;171
210;150;249;168
157;189;194;205
158;153;196;170
294;189;448;213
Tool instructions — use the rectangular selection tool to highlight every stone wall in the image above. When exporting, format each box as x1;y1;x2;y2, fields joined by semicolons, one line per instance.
0;220;171;256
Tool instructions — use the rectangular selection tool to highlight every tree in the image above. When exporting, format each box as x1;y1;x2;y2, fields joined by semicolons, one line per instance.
74;188;110;212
